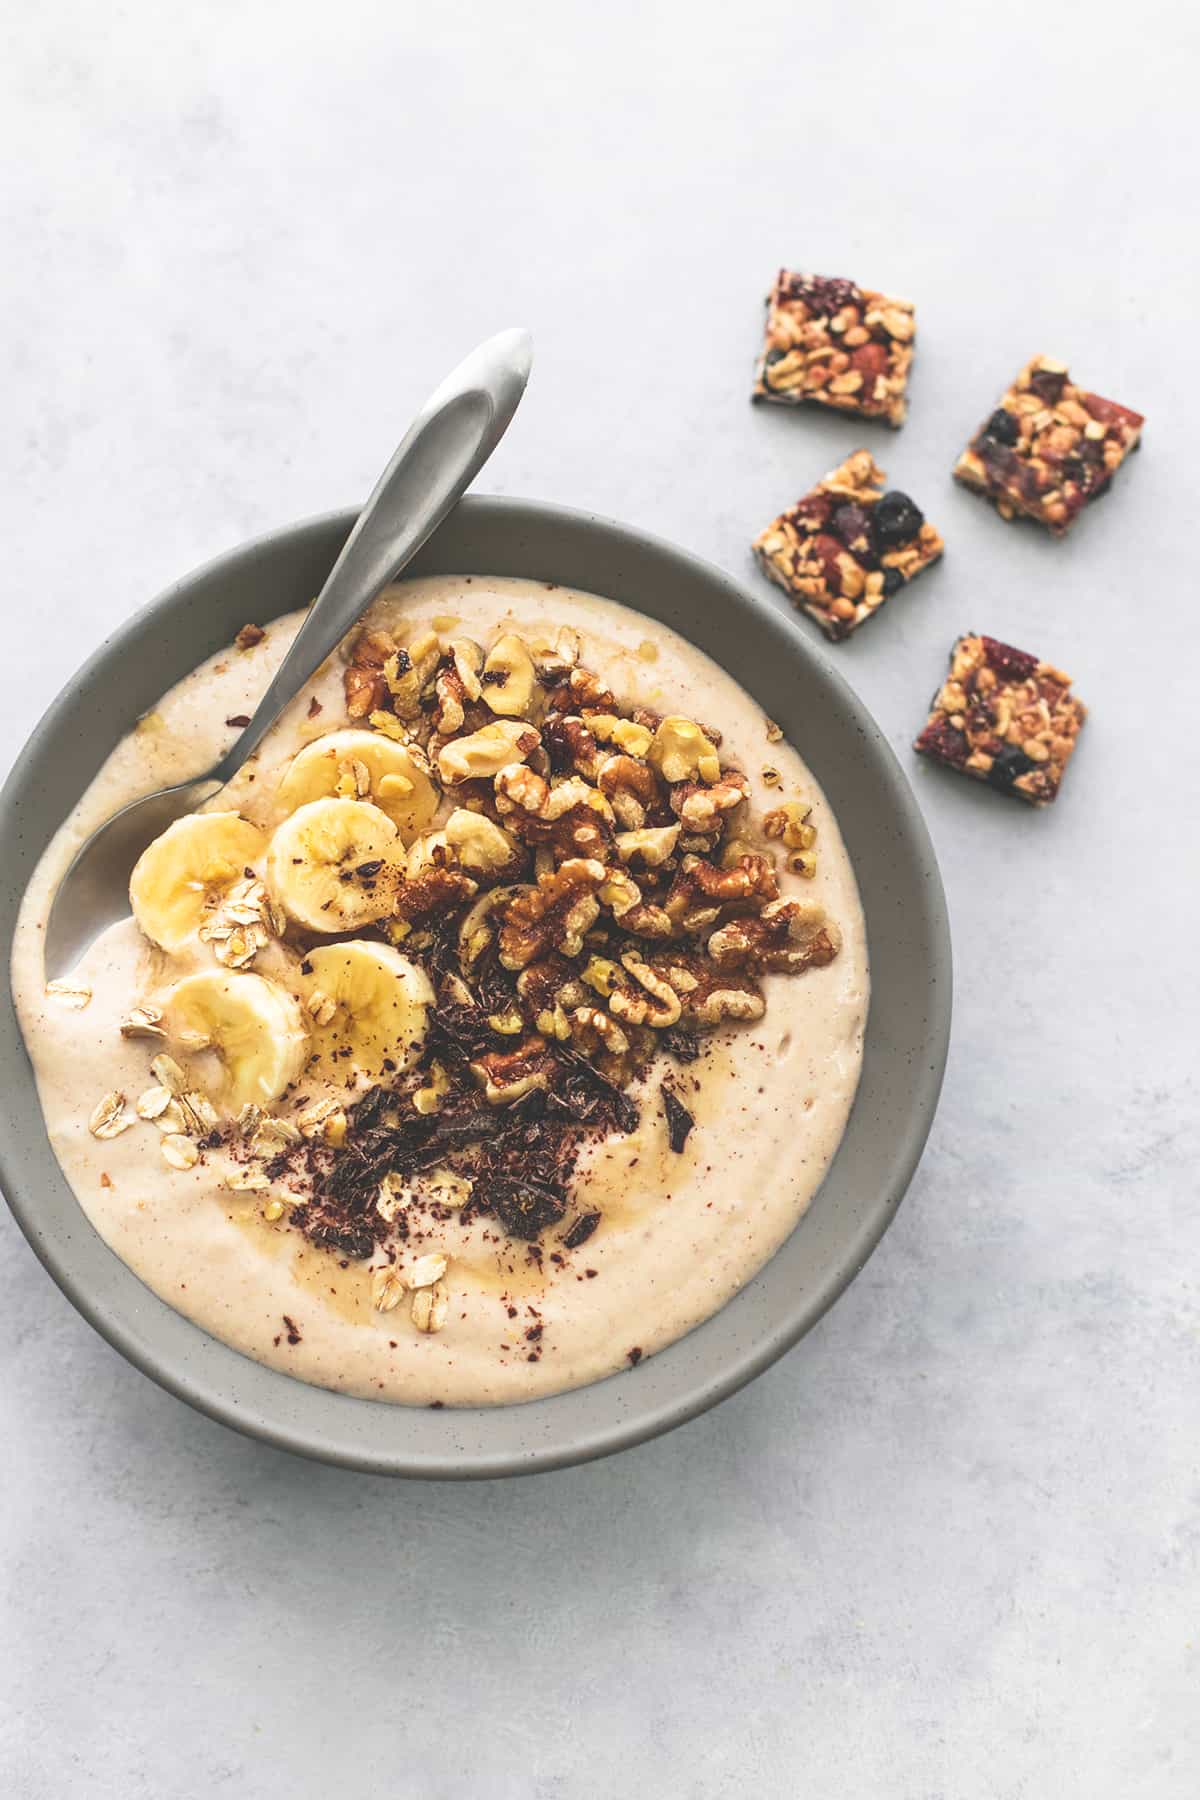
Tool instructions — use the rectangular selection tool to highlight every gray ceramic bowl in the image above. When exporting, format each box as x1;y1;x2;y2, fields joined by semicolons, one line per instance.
0;498;950;1477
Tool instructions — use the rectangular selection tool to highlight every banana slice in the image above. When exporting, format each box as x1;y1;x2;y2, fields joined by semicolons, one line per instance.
129;813;266;953
303;940;434;1077
162;970;308;1110
276;729;438;841
266;798;404;933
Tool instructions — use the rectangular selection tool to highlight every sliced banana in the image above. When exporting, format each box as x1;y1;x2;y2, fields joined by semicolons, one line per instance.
275;728;438;841
129;813;266;953
303;940;434;1077
161;970;308;1110
266;798;404;933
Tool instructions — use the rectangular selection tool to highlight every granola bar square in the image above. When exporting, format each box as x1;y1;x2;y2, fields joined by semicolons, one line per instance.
914;633;1086;805
954;355;1144;535
753;270;916;426
752;450;943;641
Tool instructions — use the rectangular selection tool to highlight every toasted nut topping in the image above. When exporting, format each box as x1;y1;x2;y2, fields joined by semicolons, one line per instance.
647;717;721;785
437;720;540;784
411;1280;449;1333
587;714;654;759
763;801;816;852
444;808;519;874
581;955;621;997
614;825;680;866
571;1005;629;1056
89;1092;132;1139
449;637;484;701
384;630;441;718
369;710;411;742
598;868;641;919
161;1133;199;1170
263;1198;286;1222
529;627;580;678
482;633;537;718
609;955;682;1029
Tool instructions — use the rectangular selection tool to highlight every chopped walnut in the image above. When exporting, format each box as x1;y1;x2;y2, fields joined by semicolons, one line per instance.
707;898;841;974
540;713;601;779
614;824;680;867
608;954;682;1029
470;1036;553;1104
647;717;721;785
595;753;660;829
665;853;779;926
670;771;749;833
498;858;606;968
438;720;541;784
343;628;397;719
482;633;538;718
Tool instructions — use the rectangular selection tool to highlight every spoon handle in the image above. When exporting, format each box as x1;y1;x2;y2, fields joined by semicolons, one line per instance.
210;327;533;784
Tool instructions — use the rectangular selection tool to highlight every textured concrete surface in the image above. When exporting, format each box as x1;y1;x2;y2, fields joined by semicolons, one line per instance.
2;3;1197;1795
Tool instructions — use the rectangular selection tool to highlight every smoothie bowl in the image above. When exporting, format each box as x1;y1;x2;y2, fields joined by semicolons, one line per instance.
0;498;950;1475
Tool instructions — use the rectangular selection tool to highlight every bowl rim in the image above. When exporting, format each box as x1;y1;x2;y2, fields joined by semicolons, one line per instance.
0;496;951;1477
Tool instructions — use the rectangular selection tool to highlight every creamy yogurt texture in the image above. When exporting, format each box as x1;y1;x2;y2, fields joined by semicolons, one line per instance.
12;577;868;1405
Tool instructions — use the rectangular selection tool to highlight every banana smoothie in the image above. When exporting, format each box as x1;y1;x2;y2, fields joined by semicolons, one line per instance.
13;578;868;1405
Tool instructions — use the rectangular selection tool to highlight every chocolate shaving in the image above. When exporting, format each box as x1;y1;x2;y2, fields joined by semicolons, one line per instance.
662;1028;701;1064
489;1177;568;1241
430;1001;501;1065
553;1044;639;1135
662;1086;694;1154
562;1210;600;1250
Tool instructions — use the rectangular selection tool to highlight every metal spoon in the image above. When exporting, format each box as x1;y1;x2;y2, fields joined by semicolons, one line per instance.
43;327;533;980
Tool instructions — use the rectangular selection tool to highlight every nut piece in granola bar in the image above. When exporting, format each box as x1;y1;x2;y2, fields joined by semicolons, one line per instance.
953;355;1144;535
913;633;1086;805
752;449;943;641
753;270;916;426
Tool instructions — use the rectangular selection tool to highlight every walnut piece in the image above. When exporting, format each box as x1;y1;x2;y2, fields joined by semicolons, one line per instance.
498;858;605;968
707;899;841;974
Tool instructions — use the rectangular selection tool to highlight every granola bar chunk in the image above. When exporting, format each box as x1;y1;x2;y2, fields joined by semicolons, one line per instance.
954;355;1143;535
914;633;1086;805
753;270;916;426
752;450;943;641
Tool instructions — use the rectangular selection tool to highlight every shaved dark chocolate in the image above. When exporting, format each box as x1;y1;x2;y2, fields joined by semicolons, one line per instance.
489;1178;568;1241
662;1086;695;1154
562;1210;601;1250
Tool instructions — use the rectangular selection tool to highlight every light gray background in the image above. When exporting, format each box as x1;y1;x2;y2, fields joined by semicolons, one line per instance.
2;3;1197;1795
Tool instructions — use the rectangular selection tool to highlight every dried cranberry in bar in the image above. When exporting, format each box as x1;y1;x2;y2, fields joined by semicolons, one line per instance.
753;269;916;426
954;355;1144;535
752;450;943;641
914;633;1087;805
